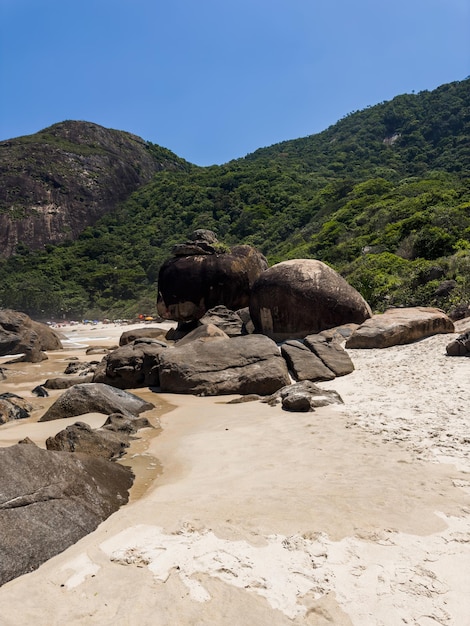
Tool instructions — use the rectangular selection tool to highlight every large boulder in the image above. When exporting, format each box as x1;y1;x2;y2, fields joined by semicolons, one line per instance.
345;307;455;349
249;260;372;341
92;339;167;389
0;442;133;586
158;334;291;396
39;383;154;421
0;309;63;357
157;232;268;322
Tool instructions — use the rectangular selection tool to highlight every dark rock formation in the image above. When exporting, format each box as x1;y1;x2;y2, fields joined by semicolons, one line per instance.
249;259;372;341
103;412;153;433
92;339;166;389
200;305;245;337
64;360;99;376
32;385;49;397
446;331;470;356
281;340;336;382
39;383;154;421
0;121;186;257
0;442;133;585
345;307;455;349
158;334;290;396
236;307;255;334
265;381;344;411
0;309;62;357
303;335;354;377
46;421;130;460
0;394;33;424
157;231;268;322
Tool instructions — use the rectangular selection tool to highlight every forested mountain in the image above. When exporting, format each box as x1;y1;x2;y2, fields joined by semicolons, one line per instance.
0;79;468;319
0;120;188;256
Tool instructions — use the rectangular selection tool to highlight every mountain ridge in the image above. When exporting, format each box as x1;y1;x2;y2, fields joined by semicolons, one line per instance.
0;78;469;318
0;120;188;257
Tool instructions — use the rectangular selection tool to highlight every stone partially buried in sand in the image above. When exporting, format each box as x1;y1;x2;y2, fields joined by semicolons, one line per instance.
0;442;133;586
346;306;455;349
39;383;154;421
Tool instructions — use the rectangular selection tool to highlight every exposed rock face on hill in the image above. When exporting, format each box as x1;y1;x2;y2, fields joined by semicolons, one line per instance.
0;121;185;257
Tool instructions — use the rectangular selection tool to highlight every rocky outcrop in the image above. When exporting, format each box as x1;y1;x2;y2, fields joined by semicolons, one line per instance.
0;121;186;257
46;421;130;460
92;339;166;389
157;231;268;322
0;309;62;357
345;307;455;349
0;442;133;586
249;259;372;341
158;334;291;396
264;381;344;412
446;331;470;356
39;383;154;421
199;306;246;337
0;393;33;424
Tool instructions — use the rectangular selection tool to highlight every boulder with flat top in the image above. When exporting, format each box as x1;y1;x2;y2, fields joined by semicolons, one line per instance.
345;307;454;349
158;334;290;396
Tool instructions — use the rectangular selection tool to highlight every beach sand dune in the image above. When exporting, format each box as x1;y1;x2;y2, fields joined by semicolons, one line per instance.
0;323;469;625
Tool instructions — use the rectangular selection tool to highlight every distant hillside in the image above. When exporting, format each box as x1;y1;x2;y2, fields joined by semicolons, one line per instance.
0;121;188;256
0;79;468;319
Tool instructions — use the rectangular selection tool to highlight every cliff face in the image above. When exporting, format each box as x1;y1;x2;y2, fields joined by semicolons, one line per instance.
0;121;185;257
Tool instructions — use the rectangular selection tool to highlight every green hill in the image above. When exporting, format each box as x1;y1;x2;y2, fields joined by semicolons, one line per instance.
0;79;469;319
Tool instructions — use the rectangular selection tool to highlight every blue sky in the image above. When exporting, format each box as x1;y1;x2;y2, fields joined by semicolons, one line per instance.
0;0;468;165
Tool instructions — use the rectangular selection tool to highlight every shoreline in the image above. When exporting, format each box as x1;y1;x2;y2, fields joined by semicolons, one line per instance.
1;323;470;624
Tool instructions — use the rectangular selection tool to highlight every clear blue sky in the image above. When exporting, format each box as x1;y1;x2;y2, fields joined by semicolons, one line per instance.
0;0;468;165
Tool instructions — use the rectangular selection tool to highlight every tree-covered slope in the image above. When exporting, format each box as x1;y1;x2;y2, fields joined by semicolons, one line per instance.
0;120;188;256
0;79;468;319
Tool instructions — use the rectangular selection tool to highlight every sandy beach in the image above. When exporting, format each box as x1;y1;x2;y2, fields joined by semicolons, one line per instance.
1;322;470;625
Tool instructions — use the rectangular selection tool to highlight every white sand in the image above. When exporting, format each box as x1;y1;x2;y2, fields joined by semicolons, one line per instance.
0;323;469;625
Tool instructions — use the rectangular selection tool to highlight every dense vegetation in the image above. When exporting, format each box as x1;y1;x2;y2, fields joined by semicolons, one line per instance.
0;79;469;319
